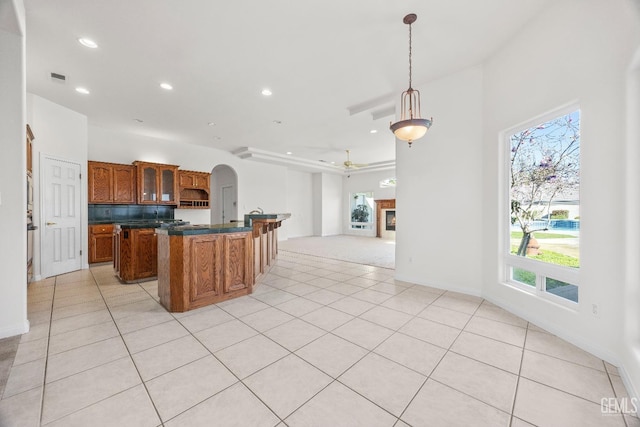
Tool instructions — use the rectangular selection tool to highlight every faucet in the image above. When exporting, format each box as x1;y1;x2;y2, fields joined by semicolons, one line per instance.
249;207;263;214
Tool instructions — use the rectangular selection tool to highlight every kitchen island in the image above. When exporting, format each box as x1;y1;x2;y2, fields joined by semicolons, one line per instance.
156;214;290;312
245;213;291;283
114;219;188;283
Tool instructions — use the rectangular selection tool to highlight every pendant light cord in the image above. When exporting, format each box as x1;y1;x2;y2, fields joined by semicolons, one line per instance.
408;21;413;90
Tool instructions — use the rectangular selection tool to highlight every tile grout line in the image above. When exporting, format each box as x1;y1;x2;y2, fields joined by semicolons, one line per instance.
89;270;166;427
508;324;529;427
38;276;57;427
391;294;486;425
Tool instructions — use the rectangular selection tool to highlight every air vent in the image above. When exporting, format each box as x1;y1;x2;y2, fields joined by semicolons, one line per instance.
50;72;66;81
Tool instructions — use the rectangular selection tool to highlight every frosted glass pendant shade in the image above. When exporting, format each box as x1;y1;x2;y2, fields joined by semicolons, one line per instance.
390;118;431;142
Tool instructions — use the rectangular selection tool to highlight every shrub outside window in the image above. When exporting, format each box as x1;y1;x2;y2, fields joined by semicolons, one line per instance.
350;192;373;230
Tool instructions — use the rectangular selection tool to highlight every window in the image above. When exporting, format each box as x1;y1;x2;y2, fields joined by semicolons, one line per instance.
505;108;580;305
379;177;396;188
350;192;373;230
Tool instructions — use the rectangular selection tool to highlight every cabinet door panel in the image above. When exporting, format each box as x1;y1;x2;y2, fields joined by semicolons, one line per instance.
142;166;157;202
88;163;113;203
179;172;195;188
89;224;114;264
161;168;175;202
189;235;222;303
194;174;209;188
134;229;157;278
224;234;250;293
113;165;136;203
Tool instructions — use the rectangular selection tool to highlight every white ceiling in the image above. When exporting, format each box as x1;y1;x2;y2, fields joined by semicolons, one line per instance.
24;0;550;169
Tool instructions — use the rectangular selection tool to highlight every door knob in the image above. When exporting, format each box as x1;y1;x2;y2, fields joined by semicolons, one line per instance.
46;221;56;226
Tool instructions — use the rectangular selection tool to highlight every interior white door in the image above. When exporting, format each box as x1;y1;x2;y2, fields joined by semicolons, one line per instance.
41;156;82;278
222;185;233;223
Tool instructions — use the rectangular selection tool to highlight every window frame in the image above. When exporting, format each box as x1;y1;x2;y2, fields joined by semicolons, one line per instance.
501;104;581;309
349;191;375;231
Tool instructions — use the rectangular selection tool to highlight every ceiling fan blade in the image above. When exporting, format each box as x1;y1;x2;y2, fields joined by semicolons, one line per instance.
342;149;368;169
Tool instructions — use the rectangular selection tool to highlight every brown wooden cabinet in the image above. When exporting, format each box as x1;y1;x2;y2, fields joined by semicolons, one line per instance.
26;124;33;174
89;224;114;263
116;227;158;282
251;218;282;283
178;170;210;208
133;161;179;205
157;231;253;312
88;161;136;204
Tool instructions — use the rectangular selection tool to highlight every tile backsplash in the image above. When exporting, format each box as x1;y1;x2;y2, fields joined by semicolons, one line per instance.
88;204;174;223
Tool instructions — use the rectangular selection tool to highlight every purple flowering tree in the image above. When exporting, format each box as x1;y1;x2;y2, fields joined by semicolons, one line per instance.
510;111;580;256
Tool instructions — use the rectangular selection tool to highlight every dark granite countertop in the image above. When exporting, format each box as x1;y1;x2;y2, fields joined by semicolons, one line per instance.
156;223;252;235
243;213;291;226
114;220;189;229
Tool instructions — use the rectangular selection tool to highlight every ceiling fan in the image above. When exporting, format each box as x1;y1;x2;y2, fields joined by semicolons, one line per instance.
343;150;368;170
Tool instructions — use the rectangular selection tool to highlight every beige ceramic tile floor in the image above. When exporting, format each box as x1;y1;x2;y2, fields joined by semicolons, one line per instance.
0;251;638;426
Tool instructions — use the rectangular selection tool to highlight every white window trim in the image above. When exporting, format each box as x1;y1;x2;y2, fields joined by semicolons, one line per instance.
505;254;579;309
500;102;581;309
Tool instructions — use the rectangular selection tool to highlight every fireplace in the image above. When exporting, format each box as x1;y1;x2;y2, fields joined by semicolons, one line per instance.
385;210;396;231
374;199;395;238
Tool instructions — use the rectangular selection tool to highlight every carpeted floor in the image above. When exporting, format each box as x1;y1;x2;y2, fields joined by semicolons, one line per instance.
279;235;395;269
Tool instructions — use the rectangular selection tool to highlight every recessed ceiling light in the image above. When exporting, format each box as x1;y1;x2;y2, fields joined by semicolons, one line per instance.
133;118;144;123
286;152;293;155
273;120;282;124
75;87;90;94
78;38;98;48
261;88;272;96
208;122;216;127
370;129;378;134
160;82;173;90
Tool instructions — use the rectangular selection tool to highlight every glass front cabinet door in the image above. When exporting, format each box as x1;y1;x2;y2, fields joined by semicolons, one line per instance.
134;161;179;205
161;167;175;202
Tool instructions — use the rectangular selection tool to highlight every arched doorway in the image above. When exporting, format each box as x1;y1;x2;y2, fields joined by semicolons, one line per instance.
211;165;238;224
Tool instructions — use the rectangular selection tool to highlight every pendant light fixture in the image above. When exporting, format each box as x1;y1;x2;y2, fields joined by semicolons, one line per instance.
390;13;433;147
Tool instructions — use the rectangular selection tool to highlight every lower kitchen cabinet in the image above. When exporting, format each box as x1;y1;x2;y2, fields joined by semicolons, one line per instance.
115;227;157;282
89;224;114;263
157;231;253;312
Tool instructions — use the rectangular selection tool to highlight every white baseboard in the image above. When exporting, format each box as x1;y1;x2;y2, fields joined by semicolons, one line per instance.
393;273;483;298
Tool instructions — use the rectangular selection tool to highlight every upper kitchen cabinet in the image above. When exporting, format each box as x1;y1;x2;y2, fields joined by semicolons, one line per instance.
88;161;136;204
178;170;210;208
133;161;179;205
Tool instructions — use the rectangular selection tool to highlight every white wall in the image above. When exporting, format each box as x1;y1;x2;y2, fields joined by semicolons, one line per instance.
625;46;640;402
481;0;640;396
343;169;396;237
311;173;343;236
395;65;484;295
0;0;28;338
285;169;314;238
27;94;89;276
